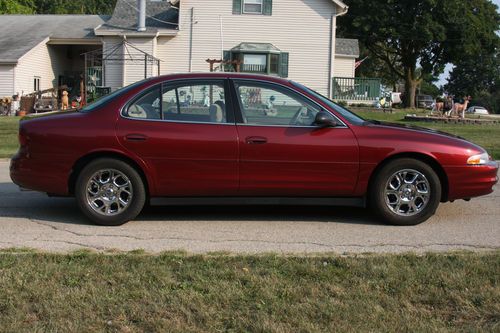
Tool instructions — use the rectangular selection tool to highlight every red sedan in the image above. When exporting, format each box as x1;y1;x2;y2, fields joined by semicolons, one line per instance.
10;73;498;226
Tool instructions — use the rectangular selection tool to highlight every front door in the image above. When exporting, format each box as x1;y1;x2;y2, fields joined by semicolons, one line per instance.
116;79;239;196
232;80;359;196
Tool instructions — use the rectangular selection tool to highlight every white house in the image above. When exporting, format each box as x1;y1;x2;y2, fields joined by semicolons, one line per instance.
0;0;359;101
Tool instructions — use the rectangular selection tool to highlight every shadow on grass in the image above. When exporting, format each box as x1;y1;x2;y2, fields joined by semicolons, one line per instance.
0;182;381;226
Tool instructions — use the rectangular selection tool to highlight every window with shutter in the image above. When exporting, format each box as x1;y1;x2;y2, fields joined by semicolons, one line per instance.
243;0;263;14
225;49;289;77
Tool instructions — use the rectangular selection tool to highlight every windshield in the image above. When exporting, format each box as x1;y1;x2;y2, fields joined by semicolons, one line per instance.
80;79;149;113
291;81;366;125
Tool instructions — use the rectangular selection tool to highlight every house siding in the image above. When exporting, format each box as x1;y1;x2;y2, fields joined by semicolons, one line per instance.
124;37;156;86
15;39;55;94
0;65;15;97
333;56;355;78
157;0;337;95
103;38;124;91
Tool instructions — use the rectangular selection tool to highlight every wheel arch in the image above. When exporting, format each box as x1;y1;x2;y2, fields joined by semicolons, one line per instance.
367;152;449;203
68;151;153;197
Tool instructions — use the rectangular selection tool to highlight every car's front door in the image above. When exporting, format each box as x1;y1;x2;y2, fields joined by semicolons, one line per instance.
231;79;359;196
116;79;239;196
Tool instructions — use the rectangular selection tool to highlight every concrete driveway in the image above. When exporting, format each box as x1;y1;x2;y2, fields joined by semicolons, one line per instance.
1;160;498;254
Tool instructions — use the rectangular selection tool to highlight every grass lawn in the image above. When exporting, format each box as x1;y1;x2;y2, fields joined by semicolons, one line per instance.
0;110;499;159
353;108;500;159
0;250;498;332
0;117;19;159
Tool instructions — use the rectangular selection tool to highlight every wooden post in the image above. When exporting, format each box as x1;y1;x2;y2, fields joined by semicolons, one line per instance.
206;59;242;73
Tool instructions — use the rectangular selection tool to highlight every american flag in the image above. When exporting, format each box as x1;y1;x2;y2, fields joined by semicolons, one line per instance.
355;56;369;69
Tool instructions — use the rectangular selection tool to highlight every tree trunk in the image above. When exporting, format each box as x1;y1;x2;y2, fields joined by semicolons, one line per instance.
404;67;418;108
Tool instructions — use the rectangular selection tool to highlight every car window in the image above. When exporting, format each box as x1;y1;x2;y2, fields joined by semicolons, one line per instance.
82;78;150;113
125;87;161;120
234;81;321;126
162;81;228;124
291;81;363;125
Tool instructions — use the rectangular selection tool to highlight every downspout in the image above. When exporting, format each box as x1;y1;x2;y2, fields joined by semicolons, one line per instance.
220;15;224;71
189;7;195;72
328;5;348;99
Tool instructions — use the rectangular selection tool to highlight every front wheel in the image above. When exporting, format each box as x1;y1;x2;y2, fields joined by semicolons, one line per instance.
370;158;442;226
75;158;146;226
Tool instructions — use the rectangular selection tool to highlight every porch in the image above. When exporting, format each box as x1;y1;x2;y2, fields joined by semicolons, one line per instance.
332;77;381;105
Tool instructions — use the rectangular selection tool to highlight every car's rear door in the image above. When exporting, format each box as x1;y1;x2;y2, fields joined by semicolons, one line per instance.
116;79;239;196
231;79;359;196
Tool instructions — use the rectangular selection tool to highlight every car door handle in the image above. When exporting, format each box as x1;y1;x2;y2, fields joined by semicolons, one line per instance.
125;134;148;142
246;136;268;145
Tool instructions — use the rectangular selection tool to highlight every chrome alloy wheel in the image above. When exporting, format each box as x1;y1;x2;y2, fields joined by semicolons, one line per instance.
384;169;430;216
85;169;133;216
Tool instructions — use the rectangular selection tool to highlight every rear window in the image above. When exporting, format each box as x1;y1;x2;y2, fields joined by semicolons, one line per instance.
80;79;149;113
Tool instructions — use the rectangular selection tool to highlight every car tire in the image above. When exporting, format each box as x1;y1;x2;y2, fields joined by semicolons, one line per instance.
75;158;146;226
369;158;441;226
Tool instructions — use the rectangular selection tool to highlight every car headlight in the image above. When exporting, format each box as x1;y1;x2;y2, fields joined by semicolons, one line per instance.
467;152;490;165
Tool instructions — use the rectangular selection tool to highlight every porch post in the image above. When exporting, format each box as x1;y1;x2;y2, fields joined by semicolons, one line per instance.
84;52;88;105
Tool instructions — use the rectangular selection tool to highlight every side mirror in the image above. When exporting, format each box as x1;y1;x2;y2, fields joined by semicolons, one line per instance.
313;111;339;128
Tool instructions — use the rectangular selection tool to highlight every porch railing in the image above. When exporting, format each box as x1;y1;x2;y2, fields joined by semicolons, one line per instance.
332;77;381;101
241;64;267;73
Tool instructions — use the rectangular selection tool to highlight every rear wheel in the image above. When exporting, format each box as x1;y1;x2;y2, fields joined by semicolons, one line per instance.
370;158;441;226
75;158;146;226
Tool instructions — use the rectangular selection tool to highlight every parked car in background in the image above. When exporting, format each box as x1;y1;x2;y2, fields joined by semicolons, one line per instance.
466;106;489;115
416;95;434;109
10;73;498;227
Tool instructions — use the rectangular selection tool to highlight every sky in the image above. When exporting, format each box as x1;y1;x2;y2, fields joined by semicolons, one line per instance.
436;0;500;87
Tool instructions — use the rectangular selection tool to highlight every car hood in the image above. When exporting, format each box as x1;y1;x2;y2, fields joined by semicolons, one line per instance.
364;120;466;140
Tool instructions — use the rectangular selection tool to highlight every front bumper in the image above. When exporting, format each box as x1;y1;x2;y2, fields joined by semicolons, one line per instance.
444;161;499;201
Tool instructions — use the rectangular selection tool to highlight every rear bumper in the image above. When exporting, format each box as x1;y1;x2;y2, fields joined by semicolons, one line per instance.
10;151;71;195
444;161;499;201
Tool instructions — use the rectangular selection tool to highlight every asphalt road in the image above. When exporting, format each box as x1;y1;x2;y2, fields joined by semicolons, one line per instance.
1;160;498;254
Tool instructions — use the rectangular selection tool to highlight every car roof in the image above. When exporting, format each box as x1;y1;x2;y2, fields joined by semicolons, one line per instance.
146;72;292;86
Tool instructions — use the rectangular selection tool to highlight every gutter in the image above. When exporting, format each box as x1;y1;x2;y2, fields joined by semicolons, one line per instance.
328;4;349;98
0;60;18;65
94;29;178;37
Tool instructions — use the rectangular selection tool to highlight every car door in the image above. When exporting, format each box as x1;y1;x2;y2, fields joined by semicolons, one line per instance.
116;79;239;196
231;79;359;196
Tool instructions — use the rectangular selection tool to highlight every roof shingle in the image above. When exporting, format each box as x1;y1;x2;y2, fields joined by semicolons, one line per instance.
336;38;359;57
95;0;178;34
0;15;109;63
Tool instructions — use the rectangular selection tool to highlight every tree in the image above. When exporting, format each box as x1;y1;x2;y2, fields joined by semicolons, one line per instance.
0;0;34;14
1;0;116;14
445;50;500;113
339;0;500;108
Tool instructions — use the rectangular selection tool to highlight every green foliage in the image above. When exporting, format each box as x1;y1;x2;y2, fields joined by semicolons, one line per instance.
0;0;116;14
419;72;442;98
340;0;500;107
445;50;499;113
0;0;34;14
